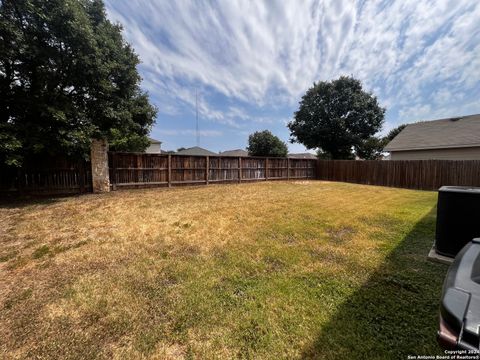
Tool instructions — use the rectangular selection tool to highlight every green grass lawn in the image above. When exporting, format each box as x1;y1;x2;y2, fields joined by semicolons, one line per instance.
0;181;448;359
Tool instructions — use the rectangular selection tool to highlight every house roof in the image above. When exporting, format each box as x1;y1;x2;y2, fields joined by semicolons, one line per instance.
288;153;317;159
384;114;480;152
176;146;217;156
148;137;162;144
219;149;249;157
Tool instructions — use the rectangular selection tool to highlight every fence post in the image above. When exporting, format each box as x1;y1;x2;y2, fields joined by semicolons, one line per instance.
206;156;209;185
265;158;268;181
137;154;142;183
168;154;172;187
16;168;24;195
238;157;242;183
110;153;117;191
90;138;110;193
78;161;85;193
287;158;290;180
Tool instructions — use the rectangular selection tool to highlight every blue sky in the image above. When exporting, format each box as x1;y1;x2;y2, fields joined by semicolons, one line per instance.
105;0;480;153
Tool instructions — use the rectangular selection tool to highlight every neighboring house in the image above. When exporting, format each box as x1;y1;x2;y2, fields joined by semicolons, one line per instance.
176;146;217;156
219;149;249;157
288;153;317;159
161;150;176;155
145;137;162;154
384;114;480;160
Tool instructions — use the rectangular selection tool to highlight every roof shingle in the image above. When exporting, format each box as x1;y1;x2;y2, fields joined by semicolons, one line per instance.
219;149;249;157
148;137;162;144
384;114;480;151
287;153;317;159
176;146;217;156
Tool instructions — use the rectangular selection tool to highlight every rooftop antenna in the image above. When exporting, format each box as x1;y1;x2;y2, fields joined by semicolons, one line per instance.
195;88;200;147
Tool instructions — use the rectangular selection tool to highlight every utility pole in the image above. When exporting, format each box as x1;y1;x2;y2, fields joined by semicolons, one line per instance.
196;88;199;147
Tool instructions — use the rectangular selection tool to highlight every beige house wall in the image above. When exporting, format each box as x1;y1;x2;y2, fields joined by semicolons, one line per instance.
390;146;480;160
145;143;162;154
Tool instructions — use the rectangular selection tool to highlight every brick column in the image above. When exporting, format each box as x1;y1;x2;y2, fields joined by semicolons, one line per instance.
90;139;110;193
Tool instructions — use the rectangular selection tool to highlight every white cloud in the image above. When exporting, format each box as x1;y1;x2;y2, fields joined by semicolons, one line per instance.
106;0;480;128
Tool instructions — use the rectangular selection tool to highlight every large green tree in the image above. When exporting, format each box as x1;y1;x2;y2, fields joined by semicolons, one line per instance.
0;0;156;166
385;124;407;142
247;130;288;157
355;136;385;160
354;124;408;160
288;76;385;159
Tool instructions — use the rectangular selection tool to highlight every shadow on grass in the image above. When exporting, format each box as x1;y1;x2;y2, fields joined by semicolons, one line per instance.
0;196;63;209
302;207;449;359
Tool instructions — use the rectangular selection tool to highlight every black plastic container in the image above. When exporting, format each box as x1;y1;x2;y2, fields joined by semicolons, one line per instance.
435;186;480;258
438;239;480;350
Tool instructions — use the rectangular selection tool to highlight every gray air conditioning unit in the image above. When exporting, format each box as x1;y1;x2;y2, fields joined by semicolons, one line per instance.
435;186;480;258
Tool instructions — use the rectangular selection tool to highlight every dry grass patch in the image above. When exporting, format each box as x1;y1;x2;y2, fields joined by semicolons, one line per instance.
0;181;446;358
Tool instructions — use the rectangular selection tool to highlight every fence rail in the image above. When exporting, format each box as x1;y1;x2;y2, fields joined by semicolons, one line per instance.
109;153;316;188
0;158;92;195
317;160;480;190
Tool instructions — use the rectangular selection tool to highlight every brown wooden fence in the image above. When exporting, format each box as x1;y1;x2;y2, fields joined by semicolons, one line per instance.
6;155;479;195
317;160;480;190
109;152;316;188
0;158;92;195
